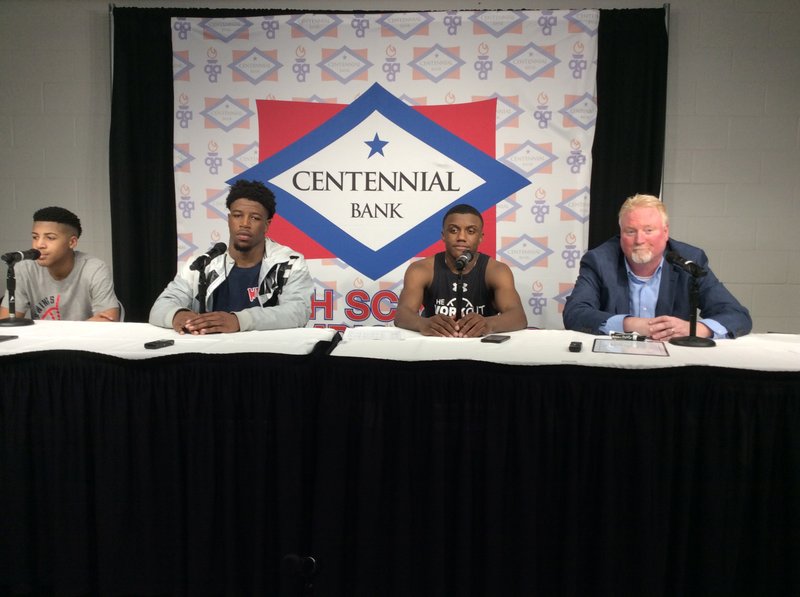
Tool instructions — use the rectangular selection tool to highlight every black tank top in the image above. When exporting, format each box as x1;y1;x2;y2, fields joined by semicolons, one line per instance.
422;252;498;319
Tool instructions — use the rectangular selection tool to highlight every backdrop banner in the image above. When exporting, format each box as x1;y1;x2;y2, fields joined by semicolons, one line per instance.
172;10;598;329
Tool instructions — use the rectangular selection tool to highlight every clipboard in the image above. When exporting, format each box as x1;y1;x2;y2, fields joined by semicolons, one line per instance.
592;338;670;356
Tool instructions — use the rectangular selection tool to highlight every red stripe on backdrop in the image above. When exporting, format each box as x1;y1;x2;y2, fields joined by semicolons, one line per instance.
257;98;497;263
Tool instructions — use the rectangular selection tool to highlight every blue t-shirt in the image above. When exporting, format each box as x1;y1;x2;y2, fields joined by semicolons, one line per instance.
212;263;260;313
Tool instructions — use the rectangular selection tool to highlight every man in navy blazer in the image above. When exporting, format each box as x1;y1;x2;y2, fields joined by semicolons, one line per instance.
563;194;752;340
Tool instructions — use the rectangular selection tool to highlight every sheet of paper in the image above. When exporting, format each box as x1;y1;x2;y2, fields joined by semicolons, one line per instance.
592;338;669;356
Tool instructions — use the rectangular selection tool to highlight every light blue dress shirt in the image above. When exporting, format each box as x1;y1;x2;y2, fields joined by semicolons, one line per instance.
599;257;728;338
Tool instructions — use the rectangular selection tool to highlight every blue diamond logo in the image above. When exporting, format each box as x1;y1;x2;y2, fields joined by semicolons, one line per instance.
502;43;561;81
559;93;597;130
317;47;373;84
557;187;591;222
200;95;254;132
202;189;228;220
173;145;195;171
490;93;526;129
172;52;193;80
500;140;558;178
497;196;522;221
229;49;282;84
497;234;554;270
199;18;253;43
565;10;599;36
469;11;528;37
408;44;465;83
228;142;259;172
553;285;573;306
229;83;530;280
377;12;435;39
178;234;199;261
287;14;343;40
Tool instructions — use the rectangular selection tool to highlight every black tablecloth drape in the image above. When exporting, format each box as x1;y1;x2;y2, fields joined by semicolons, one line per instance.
2;352;799;596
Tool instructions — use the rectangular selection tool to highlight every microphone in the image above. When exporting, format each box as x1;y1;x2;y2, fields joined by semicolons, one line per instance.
189;242;227;271
666;250;707;277
455;250;473;272
1;249;41;265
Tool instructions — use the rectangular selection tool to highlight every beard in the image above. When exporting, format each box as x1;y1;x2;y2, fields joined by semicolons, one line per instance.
629;248;653;264
232;238;258;254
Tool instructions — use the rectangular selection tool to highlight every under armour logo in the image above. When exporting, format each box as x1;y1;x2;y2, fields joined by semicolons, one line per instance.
247;287;259;302
451;282;468;292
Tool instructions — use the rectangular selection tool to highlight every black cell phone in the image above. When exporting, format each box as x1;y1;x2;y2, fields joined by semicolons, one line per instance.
569;341;583;353
144;339;175;349
0;335;19;343
481;334;510;343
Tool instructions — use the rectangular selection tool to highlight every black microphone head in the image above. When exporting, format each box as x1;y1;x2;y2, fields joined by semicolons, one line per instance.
665;251;680;265
2;249;41;265
455;250;473;271
665;250;707;277
205;242;228;261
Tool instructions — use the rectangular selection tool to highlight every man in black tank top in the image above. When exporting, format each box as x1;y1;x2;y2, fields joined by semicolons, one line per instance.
395;204;527;337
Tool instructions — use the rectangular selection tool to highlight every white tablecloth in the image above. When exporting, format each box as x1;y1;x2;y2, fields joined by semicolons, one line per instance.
2;321;797;371
0;320;339;359
332;327;800;372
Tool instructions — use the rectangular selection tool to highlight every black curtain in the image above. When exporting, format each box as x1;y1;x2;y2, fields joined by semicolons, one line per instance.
109;8;176;323
3;352;799;595
589;8;669;248
109;8;279;322
109;7;668;320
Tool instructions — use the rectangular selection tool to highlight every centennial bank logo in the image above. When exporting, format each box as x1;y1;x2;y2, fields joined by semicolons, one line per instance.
229;83;530;279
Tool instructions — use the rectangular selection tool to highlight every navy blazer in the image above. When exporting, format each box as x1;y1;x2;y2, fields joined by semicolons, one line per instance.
563;237;752;337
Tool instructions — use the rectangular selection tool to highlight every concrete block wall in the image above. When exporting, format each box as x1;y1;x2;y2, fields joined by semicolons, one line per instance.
662;0;800;333
0;0;798;331
0;0;112;288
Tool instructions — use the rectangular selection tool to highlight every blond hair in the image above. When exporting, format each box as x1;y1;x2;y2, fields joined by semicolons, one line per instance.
618;193;668;227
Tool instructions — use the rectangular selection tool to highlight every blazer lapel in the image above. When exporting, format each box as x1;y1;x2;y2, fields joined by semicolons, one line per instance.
614;252;631;313
656;256;678;316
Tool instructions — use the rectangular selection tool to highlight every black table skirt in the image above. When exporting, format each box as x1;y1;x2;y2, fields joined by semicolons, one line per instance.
2;351;799;596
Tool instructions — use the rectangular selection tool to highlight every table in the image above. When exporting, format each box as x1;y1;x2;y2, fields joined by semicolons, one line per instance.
0;319;340;358
2;324;799;596
333;327;800;371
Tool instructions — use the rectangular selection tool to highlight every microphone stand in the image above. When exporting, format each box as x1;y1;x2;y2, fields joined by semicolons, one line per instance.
670;274;715;348
456;271;464;321
0;263;34;326
197;266;209;314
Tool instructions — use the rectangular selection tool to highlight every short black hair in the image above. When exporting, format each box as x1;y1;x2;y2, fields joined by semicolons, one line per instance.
442;204;483;228
34;206;82;237
225;180;276;219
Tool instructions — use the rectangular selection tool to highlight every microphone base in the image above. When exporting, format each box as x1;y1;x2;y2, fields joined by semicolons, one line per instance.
670;335;715;348
0;317;35;327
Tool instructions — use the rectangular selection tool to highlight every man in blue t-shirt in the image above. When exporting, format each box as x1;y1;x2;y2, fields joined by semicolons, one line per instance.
149;180;313;333
210;260;261;313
